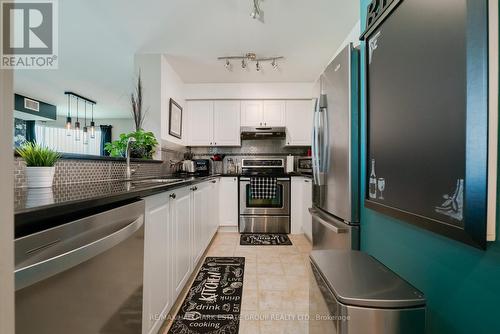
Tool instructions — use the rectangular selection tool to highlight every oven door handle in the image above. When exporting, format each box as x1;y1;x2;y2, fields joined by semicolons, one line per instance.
239;177;289;181
15;215;144;290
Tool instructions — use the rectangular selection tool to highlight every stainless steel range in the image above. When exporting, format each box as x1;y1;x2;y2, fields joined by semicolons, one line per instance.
239;158;291;234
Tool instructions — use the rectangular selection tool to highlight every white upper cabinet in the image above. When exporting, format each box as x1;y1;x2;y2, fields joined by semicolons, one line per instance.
187;100;240;147
241;100;264;126
285;100;314;146
187;101;213;146
263;100;286;126
241;100;286;127
213;101;241;146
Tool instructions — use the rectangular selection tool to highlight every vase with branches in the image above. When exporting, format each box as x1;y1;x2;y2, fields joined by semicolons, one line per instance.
131;71;148;131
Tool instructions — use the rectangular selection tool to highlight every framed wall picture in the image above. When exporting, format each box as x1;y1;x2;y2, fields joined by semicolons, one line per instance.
361;0;489;249
169;98;183;139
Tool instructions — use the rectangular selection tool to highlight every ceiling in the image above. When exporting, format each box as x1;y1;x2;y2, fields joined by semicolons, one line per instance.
14;0;360;118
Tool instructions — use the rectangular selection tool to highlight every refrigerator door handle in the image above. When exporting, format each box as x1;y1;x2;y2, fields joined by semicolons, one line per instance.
312;98;320;186
309;208;348;234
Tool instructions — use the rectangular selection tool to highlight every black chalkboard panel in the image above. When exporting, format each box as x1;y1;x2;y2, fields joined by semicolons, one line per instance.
362;0;489;248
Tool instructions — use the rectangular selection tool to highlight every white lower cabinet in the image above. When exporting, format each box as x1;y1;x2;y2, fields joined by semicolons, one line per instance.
291;177;313;239
142;179;219;334
171;187;192;299
219;177;239;227
191;182;210;266
143;191;173;334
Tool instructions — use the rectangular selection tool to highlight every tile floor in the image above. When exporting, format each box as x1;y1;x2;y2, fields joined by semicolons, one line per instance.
161;232;313;334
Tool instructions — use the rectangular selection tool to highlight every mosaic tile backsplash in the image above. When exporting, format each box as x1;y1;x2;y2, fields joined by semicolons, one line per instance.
14;148;185;188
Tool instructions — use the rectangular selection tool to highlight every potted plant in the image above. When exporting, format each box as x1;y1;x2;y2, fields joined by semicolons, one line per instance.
104;71;159;159
104;130;158;159
16;142;61;188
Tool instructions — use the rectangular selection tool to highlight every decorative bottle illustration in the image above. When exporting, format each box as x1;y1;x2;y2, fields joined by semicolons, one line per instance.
369;159;377;199
377;178;386;200
435;179;464;222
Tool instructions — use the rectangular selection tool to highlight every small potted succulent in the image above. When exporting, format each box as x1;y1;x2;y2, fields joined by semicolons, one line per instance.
16;142;61;188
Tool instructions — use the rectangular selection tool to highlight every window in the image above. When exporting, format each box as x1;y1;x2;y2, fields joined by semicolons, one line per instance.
35;123;102;155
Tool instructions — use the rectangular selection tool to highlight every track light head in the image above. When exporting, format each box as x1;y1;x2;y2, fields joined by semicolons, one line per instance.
241;59;247;69
271;59;278;70
256;61;261;72
225;59;232;71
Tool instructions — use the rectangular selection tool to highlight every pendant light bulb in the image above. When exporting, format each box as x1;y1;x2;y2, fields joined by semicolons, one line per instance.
74;121;81;141
90;104;96;139
74;98;81;141
83;126;89;145
66;94;72;136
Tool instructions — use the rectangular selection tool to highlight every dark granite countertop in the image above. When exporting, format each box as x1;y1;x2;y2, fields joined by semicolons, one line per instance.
14;174;220;238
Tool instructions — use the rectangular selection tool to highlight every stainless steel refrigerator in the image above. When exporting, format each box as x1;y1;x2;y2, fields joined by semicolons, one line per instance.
310;43;360;251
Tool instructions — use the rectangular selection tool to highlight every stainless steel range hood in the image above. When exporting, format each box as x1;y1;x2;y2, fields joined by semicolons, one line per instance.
240;126;286;140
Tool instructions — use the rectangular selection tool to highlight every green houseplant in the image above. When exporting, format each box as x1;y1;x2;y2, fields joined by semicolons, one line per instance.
16;142;61;188
104;72;158;159
104;130;158;159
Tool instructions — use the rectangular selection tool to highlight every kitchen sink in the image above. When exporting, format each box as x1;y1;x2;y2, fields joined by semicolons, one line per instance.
131;178;185;185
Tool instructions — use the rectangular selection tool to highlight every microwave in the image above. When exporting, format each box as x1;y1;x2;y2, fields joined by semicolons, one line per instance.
297;157;312;174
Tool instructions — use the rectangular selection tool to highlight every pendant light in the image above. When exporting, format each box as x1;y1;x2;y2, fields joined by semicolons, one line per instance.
90;103;96;139
83;101;89;145
65;94;72;136
74;98;81;141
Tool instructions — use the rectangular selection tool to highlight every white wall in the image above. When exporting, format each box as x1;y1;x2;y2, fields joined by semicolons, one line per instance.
135;54;187;153
184;82;314;100
0;70;15;334
135;54;163;158
312;21;361;97
161;55;186;148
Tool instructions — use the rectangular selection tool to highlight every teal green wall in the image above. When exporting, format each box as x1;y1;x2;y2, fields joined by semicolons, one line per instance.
359;1;500;333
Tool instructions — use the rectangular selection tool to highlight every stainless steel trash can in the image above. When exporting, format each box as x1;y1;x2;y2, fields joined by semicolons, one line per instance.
309;250;426;334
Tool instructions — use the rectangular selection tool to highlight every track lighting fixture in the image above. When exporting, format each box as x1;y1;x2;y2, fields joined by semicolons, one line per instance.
217;53;283;72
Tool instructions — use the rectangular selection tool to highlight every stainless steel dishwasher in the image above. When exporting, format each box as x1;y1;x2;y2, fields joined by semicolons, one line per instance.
15;200;145;334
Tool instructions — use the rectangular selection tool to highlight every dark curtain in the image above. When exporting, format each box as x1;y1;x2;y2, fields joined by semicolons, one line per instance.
25;121;36;143
100;125;113;156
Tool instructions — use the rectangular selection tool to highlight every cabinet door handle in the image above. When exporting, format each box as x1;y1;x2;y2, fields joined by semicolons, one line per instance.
304;179;310;183
264;122;267;126
191;186;198;191
169;193;176;199
214;142;217;145
210;142;212;145
211;180;217;183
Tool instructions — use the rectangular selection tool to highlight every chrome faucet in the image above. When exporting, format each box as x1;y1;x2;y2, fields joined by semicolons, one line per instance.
125;137;137;179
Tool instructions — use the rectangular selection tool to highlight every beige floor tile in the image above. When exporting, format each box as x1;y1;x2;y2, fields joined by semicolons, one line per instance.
257;262;285;275
242;289;259;311
258;290;294;311
280;253;306;265
257;274;289;291
243;274;258;290
283;263;308;277
239;320;261;334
